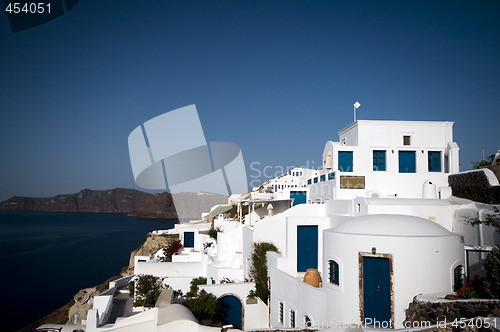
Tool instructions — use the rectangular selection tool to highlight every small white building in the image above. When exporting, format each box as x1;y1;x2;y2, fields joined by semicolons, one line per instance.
268;214;465;329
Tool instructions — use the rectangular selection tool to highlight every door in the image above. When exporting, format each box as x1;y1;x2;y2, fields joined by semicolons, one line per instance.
399;151;416;173
184;231;194;248
297;226;318;272
363;256;391;325
290;191;307;205
219;295;242;329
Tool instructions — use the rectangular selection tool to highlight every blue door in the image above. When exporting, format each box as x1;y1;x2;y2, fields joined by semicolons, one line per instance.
184;231;194;248
363;257;391;325
290;191;307;205
338;151;353;172
219;295;242;329
399;151;416;173
297;226;318;272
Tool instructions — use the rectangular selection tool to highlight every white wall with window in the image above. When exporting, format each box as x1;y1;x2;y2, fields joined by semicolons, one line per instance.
309;120;460;202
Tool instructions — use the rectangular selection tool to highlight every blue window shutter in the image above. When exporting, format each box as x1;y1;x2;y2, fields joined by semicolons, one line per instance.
184;232;195;247
399;151;416;173
373;150;386;171
338;151;353;172
428;151;441;172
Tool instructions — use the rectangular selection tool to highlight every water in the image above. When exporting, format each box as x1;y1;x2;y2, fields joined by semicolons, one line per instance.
0;212;177;331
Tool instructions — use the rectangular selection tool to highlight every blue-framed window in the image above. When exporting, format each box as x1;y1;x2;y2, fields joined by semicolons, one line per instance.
320;174;326;182
328;260;339;285
338;151;353;172
373;150;386;171
313;177;318;183
428;151;441;172
328;172;335;180
307;179;312;185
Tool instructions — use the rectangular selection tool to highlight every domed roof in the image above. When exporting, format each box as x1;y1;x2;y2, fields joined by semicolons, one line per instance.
332;214;452;237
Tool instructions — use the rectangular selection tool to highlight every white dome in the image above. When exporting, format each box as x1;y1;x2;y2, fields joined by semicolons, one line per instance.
332;214;452;237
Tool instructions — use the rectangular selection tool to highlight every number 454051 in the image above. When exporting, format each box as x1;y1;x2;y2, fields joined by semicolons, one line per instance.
5;2;51;14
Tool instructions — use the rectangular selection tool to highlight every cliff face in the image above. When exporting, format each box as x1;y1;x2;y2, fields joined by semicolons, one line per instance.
0;188;227;219
0;188;151;214
121;233;180;276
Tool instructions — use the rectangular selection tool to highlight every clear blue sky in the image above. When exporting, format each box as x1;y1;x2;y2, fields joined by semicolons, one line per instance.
1;0;499;201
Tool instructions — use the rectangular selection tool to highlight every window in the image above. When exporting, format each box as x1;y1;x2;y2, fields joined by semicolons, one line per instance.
290;310;296;328
373;150;386;171
307;179;312;185
403;135;411;146
279;302;284;323
453;265;464;292
313;177;318;183
399;151;416;173
304;315;312;328
328;260;339;285
320;174;326;182
328;172;335;180
325;152;332;170
274;185;277;191
338;151;353;172
184;231;195;248
428;151;441;172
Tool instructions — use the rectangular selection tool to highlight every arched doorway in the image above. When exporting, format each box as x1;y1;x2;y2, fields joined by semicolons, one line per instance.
218;294;243;330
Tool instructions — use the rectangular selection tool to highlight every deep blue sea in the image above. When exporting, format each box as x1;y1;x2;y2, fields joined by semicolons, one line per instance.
0;212;177;332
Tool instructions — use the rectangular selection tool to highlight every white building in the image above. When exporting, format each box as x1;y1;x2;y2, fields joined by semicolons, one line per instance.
265;214;465;329
86;119;499;331
309;120;459;202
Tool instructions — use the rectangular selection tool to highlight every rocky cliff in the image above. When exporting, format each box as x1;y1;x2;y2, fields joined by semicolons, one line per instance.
121;233;180;276
0;188;227;220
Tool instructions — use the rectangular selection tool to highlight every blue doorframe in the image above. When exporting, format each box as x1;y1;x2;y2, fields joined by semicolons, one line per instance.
219;295;243;329
362;256;392;326
297;225;318;272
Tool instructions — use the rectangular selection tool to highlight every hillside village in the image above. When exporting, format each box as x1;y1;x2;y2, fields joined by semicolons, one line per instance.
38;119;500;332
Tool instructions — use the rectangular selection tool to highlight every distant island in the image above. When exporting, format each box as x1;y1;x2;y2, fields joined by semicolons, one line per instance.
0;188;228;220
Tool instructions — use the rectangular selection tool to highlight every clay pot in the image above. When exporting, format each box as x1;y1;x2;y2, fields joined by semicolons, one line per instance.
303;268;322;287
